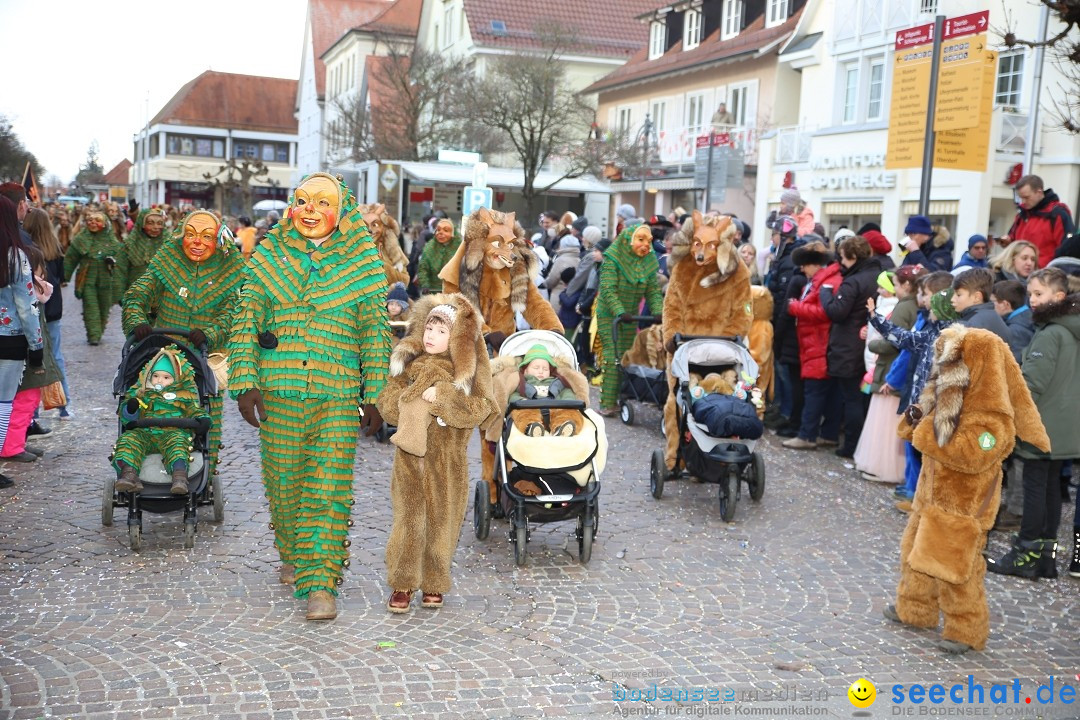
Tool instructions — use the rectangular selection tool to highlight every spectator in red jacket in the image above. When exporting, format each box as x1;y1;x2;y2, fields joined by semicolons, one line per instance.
1004;175;1074;267
783;245;843;450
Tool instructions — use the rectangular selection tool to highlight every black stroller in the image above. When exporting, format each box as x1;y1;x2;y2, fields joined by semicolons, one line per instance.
614;315;667;426
103;329;218;551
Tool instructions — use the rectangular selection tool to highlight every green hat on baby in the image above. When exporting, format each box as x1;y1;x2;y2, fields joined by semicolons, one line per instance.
150;355;175;376
520;344;557;369
930;288;960;322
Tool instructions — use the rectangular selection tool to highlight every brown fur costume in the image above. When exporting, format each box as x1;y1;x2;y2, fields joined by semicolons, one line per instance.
439;207;563;503
661;212;753;469
376;293;499;595
621;324;665;370
359;203;410;287
749;286;775;403
893;327;1049;651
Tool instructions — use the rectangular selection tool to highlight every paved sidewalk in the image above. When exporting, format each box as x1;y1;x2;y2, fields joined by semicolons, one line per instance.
0;287;1077;719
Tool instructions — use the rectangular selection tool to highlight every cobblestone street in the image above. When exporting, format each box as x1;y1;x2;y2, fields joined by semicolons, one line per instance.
1;289;1077;719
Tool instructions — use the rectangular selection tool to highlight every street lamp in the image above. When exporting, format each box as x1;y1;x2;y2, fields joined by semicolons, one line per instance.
636;114;659;218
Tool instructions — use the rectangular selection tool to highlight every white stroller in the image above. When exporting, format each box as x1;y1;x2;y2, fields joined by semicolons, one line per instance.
650;336;765;521
475;330;607;565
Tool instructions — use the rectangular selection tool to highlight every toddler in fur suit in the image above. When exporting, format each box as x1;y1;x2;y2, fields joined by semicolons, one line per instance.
376;293;498;614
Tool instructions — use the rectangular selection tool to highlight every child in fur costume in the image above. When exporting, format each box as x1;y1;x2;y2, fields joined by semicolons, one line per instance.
748;286;774;406
508;344;578;436
883;326;1049;653
376;293;498;614
113;346;207;496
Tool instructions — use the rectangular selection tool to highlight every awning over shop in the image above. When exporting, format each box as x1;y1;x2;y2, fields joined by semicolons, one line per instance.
822;201;884;215
609;176;697;192
398;162;611;195
902;200;960;216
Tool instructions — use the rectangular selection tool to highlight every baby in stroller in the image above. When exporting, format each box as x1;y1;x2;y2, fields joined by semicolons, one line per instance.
508;344;579;437
114;345;208;495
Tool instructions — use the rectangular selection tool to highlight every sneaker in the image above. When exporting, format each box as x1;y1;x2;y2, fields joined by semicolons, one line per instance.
58;408;72;420
3;451;37;463
0;474;12;489
782;437;817;450
27;421;50;436
893;486;914;500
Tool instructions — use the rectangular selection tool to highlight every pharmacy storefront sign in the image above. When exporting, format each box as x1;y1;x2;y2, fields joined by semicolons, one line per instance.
808;153;898;192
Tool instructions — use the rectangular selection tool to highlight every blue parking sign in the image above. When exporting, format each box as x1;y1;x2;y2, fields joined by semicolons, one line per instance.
462;187;493;215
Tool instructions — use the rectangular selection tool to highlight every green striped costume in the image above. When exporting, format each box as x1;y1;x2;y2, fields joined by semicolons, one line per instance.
121;214;246;477
416;232;461;294
596;225;664;409
228;173;391;598
63;224;122;343
113;346;208;473
115;207;167;296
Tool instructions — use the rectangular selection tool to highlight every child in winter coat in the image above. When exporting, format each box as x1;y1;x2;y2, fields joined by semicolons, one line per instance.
991;280;1034;362
113;347;208;495
376;294;498;614
988;267;1080;580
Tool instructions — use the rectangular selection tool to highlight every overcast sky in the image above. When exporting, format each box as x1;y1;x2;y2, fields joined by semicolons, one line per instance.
1;0;306;183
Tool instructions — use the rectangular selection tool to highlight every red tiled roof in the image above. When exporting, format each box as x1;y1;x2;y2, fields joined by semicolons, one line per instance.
309;0;395;97
584;8;804;94
462;0;658;58
151;71;299;133
103;159;132;186
356;0;422;37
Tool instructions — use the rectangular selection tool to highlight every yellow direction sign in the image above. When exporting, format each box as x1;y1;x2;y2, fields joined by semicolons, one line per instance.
934;48;997;171
935;34;990;131
885;40;934;169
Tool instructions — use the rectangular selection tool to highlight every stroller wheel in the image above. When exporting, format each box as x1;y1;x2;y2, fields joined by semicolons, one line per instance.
577;503;597;564
748;453;766;502
128;524;142;552
211;472;225;523
183;521;196;549
719;466;739;522
473;480;491;540
102;475;115;527
649;450;666;500
619;402;634;425
513;515;528;566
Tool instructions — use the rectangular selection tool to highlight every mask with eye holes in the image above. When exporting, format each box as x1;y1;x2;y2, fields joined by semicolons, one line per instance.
476;208;518;270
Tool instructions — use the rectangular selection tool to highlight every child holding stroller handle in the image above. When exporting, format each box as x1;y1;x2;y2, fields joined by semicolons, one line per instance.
377;294;499;614
113;346;208;495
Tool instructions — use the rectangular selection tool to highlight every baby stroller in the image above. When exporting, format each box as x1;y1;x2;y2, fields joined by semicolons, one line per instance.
473;330;605;565
650;335;765;522
615;315;667;426
102;329;218;551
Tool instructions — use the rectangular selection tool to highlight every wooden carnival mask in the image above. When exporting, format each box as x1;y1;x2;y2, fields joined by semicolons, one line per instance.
361;203;387;241
631;225;653;257
182;212;219;263
143;211;166;239
434;219;455;244
291;174;341;240
477;208;517;270
85;213;106;233
690;209;721;267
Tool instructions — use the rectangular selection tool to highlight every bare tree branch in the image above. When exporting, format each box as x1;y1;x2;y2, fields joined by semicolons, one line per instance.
1000;0;1080;132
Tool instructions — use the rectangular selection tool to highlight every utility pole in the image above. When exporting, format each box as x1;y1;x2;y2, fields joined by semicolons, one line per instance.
917;15;945;217
637;114;654;217
1023;3;1050;178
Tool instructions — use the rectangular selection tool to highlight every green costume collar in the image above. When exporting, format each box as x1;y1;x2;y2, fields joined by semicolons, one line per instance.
605;224;659;284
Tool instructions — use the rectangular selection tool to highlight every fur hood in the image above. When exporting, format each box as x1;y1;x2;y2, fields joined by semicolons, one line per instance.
669;213;738;270
437;208;539;315
1030;293;1080;337
389;293;487;395
914;326;1049;457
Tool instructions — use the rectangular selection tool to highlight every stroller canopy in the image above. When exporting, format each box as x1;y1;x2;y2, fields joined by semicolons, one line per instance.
499;330;579;371
670;339;759;385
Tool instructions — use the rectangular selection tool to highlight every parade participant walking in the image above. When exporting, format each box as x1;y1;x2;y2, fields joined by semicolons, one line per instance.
115;207;167;296
122;210;245;480
0;197;43;488
377;294;497;613
63;209;121;345
229;172;391;621
595;224;664;415
416;218;460;295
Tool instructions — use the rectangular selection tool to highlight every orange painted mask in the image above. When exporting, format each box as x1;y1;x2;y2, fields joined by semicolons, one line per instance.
182;212;219;263
631;225;653;257
361;203;386;242
85;213;106;233
291;175;340;240
143;212;165;239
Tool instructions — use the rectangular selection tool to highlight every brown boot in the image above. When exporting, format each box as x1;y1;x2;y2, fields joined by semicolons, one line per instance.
306;590;337;621
170;467;189;495
387;590;413;614
115;465;142;494
279;563;295;585
421;592;443;608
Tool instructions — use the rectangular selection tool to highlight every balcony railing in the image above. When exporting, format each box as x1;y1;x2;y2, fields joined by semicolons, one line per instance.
997;107;1027;153
774;125;813;164
655;124;758;166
